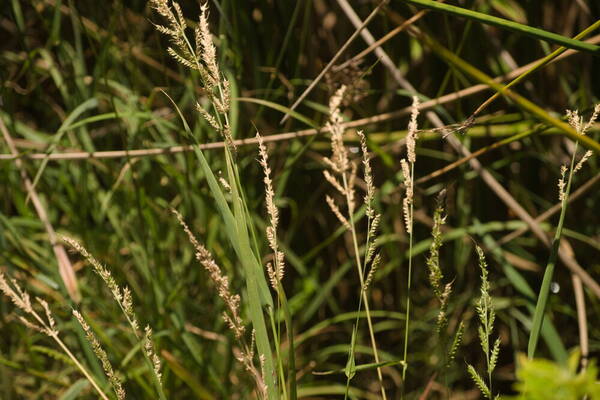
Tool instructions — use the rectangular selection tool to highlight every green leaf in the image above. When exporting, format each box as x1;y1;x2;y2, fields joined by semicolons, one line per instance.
344;326;357;380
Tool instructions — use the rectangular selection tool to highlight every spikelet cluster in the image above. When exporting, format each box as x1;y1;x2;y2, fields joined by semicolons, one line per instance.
232;333;268;399
426;204;453;331
173;210;245;339
64;237;165;392
322;85;359;229
0;272;58;337
150;0;233;147
467;246;500;400
63;237;140;334
173;210;267;396
400;159;413;234
400;96;420;234
406;96;420;163
256;133;285;289
73;310;126;400
323;86;350;175
357;131;375;219
144;326;163;384
1;273;113;400
322;89;382;291
558;105;598;201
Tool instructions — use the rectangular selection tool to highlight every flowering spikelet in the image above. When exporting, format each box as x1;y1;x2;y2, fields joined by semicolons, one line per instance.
233;331;268;399
566;109;583;134
63;237;140;334
427;205;446;298
365;214;381;264
406;96;420;163
149;0;197;69
574;150;593;173
567;104;599;136
0;272;32;314
400;159;413;234
257;133;285;290
560;105;598;201
558;165;567;201
426;204;453;332
144;326;162;384
196;102;219;130
151;0;234;148
325;86;349;174
363;253;381;293
582;104;600;134
357;130;375;218
1;273;112;400
73;310;126;400
0;273;60;337
323;170;346;196
173;210;245;339
326;195;351;230
198;3;219;86
257;134;278;246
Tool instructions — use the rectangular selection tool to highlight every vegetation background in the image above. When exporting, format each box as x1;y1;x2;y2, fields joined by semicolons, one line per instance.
0;0;599;398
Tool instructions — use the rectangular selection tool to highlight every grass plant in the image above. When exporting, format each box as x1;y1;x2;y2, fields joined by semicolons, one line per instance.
1;0;599;399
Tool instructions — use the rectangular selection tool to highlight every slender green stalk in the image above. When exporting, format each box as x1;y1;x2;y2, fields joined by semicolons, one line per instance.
528;144;578;359
52;335;110;400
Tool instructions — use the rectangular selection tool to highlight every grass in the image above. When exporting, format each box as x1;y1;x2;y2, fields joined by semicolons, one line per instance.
1;0;600;399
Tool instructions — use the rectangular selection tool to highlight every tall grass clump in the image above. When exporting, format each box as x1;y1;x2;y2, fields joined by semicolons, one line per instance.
149;1;296;398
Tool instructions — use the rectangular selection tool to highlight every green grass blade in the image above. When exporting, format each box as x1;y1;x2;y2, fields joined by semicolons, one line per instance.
236;97;319;128
402;0;600;54
162;91;277;399
527;146;578;359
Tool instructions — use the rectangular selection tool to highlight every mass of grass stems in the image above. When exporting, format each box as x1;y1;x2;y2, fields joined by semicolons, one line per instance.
1;0;600;399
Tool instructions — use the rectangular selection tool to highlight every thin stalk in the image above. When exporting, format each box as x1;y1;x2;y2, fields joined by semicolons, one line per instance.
401;161;415;384
344;199;375;399
410;27;600;154
52;335;110;400
277;285;297;400
484;297;492;394
528;144;579;358
341;173;387;400
268;312;288;400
